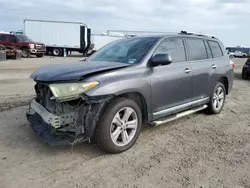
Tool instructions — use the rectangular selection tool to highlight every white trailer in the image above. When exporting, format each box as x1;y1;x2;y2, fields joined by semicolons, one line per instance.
89;34;125;53
24;19;91;56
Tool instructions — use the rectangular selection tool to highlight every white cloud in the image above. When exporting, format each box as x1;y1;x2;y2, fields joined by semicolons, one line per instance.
0;0;250;46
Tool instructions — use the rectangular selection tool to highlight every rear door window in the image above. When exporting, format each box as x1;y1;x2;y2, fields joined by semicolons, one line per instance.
154;38;186;63
204;41;213;59
0;34;6;41
8;35;17;43
208;41;223;58
185;39;208;61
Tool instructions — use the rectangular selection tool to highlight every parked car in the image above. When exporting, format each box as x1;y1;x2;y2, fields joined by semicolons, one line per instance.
234;51;247;58
227;51;235;59
226;47;250;58
0;33;46;58
242;58;250;79
27;31;234;153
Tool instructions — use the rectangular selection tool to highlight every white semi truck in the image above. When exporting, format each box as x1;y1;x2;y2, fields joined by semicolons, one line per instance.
24;19;91;56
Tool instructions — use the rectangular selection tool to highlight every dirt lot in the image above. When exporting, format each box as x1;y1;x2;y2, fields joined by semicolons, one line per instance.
0;57;249;188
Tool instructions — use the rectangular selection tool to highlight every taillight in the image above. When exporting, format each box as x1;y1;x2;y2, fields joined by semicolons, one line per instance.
230;60;235;69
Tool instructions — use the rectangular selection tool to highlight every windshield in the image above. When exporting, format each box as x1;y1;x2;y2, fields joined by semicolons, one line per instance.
17;35;33;42
88;37;159;64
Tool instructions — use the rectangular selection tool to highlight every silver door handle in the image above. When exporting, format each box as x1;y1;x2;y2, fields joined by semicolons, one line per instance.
184;68;191;74
212;64;217;69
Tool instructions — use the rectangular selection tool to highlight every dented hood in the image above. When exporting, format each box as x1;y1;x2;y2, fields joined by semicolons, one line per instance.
30;61;130;82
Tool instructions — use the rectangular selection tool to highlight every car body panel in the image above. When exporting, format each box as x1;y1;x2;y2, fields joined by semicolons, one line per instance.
242;59;250;78
30;61;131;81
149;62;192;119
26;34;234;146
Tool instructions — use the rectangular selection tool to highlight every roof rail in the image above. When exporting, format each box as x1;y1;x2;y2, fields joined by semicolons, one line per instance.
179;30;216;39
107;30;176;37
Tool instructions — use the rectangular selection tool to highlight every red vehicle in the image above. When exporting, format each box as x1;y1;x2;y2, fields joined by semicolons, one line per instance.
0;33;46;58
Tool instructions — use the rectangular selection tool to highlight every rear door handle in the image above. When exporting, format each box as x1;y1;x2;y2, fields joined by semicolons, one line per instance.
212;64;217;69
184;68;191;74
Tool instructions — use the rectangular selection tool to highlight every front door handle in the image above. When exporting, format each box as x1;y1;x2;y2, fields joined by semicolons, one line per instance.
184;68;191;74
212;64;217;69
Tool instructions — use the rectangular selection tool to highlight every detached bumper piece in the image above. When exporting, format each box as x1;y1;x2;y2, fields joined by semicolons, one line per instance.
27;113;88;145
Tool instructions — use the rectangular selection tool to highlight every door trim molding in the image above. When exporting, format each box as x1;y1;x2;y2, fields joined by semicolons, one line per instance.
153;97;210;117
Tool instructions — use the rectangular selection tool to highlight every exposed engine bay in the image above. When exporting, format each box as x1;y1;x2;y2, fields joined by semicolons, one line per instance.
26;82;113;145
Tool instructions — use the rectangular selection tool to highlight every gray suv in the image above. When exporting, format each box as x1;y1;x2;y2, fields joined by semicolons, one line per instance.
27;31;234;153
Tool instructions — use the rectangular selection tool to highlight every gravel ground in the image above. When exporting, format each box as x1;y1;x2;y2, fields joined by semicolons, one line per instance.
0;57;249;188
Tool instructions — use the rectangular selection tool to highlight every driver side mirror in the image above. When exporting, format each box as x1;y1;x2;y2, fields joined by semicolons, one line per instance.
150;53;172;67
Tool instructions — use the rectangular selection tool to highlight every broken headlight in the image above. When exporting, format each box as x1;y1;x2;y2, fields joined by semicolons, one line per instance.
49;81;99;101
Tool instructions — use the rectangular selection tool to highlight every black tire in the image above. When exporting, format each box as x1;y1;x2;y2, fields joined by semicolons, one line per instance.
36;54;44;58
52;48;62;56
207;82;226;114
242;73;248;80
93;98;142;153
21;48;30;58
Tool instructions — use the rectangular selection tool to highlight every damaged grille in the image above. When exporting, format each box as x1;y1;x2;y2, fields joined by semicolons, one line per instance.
35;83;55;113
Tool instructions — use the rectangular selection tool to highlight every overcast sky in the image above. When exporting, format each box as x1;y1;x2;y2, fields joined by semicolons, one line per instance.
0;0;249;46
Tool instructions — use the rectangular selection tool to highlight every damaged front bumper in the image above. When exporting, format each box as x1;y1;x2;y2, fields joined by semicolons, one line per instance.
26;112;87;145
26;95;111;145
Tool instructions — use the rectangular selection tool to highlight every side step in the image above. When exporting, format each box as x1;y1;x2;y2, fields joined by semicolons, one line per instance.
152;105;208;127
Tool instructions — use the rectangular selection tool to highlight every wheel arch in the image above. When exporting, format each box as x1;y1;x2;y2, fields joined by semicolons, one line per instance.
20;46;29;49
117;92;148;124
218;76;229;95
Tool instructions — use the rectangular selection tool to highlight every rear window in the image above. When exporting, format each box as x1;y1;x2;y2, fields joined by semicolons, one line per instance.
0;34;6;41
208;41;223;58
185;39;208;61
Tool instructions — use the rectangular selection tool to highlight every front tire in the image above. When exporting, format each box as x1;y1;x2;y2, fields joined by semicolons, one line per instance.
207;82;226;114
21;48;30;58
94;98;142;153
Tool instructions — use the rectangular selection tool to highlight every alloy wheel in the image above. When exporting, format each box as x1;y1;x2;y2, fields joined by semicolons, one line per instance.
212;86;225;111
110;107;138;147
22;49;28;58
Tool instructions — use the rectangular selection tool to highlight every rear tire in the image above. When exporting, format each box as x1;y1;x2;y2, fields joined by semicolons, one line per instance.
21;48;30;58
52;48;62;56
93;98;142;153
242;73;248;80
207;82;226;114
